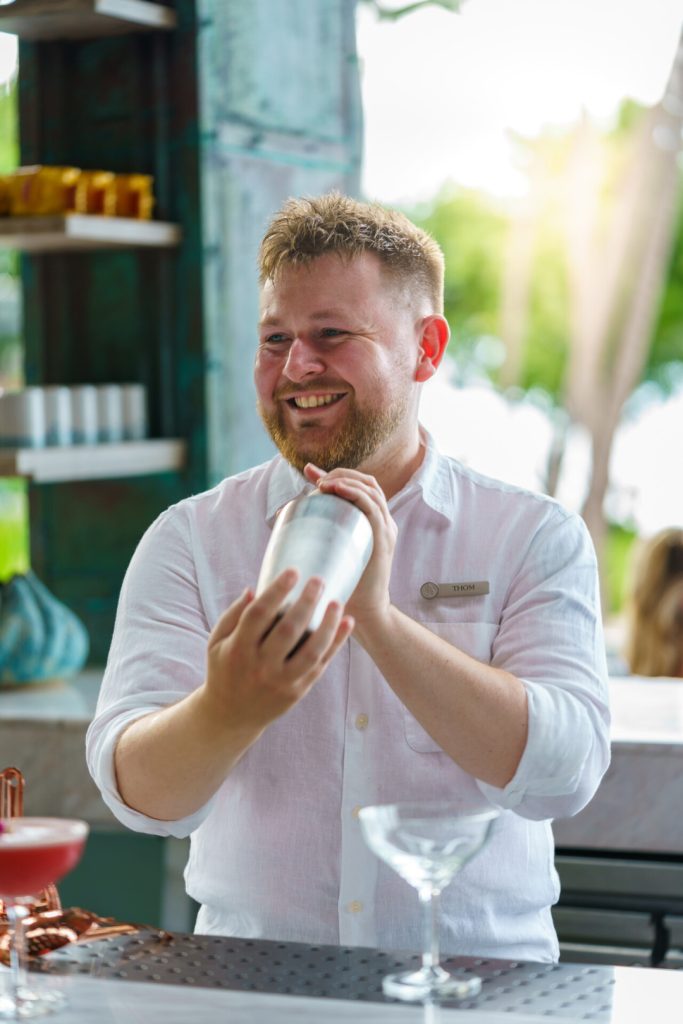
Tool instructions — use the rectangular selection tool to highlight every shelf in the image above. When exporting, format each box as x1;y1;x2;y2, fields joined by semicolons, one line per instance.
0;439;187;482
0;214;181;252
0;0;176;40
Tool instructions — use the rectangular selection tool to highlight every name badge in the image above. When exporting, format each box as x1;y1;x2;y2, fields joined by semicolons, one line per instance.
420;581;490;599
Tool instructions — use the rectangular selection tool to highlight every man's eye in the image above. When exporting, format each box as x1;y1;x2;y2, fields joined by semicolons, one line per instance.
320;328;346;338
264;333;288;344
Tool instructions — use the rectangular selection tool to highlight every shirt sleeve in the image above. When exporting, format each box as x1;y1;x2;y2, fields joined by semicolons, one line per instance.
476;508;611;821
85;507;218;838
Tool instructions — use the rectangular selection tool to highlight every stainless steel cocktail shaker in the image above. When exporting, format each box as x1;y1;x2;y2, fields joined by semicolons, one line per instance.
256;490;374;633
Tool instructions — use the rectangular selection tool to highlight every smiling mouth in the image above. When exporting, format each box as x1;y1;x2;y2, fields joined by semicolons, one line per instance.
286;393;345;409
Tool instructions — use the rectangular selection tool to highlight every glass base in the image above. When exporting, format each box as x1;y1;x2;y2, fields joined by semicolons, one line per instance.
0;985;66;1020
383;966;482;1002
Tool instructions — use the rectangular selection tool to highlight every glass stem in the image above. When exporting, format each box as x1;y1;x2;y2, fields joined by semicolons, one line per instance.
419;886;441;974
6;901;29;1002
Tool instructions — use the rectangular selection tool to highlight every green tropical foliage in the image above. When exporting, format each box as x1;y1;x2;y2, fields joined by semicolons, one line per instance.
414;187;507;382
410;105;683;407
407;102;683;610
0;73;28;583
0;481;29;581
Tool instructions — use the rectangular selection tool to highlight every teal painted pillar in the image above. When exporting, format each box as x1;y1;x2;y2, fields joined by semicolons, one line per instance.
18;2;206;659
195;0;363;483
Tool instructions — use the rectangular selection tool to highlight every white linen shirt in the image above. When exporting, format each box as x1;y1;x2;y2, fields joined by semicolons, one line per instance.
86;431;610;962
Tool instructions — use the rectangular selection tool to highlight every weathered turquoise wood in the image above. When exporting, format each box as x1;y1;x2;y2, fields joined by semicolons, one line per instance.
196;0;362;481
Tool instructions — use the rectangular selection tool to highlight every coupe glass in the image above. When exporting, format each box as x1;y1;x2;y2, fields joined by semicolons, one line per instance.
0;817;89;1019
359;801;499;1003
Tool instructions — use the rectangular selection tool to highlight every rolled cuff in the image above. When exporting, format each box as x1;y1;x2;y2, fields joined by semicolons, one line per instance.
476;678;610;820
85;704;217;839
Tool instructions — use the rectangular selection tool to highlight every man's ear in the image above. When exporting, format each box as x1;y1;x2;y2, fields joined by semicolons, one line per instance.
415;315;450;382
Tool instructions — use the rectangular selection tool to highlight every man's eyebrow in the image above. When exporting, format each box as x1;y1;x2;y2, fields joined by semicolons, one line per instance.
259;309;351;329
309;309;349;321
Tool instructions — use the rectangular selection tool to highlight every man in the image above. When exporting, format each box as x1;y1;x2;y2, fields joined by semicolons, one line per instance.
87;193;610;962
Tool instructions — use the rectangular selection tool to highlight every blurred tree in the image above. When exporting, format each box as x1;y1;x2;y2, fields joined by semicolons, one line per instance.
0;77;17;171
561;40;683;559
0;72;27;584
410;31;683;567
415;188;507;383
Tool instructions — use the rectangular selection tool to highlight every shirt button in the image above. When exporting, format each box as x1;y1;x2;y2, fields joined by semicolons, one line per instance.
355;713;369;730
351;805;362;819
348;900;363;914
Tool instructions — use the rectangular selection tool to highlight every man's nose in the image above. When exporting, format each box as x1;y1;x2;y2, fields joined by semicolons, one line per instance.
283;337;326;381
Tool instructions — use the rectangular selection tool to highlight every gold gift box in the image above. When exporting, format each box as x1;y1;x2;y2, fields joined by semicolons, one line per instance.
8;165;81;216
74;169;115;215
1;165;155;220
106;173;155;220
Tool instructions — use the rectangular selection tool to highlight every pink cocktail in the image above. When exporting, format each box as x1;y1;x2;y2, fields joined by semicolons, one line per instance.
0;818;87;899
0;817;89;1019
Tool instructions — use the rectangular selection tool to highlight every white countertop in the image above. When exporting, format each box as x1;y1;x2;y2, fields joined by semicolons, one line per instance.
609;675;683;749
7;964;683;1024
556;676;683;852
0;669;101;724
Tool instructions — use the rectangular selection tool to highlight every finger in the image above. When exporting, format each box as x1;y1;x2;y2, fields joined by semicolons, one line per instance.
319;477;374;501
303;462;326;484
317;610;358;667
316;466;381;489
319;614;355;667
240;568;299;642
318;477;391;527
286;600;349;674
316;472;382;503
208;588;253;647
260;576;325;659
295;615;355;689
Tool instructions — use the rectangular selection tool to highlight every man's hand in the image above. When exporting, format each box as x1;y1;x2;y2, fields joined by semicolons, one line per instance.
115;569;352;822
204;568;354;732
303;463;397;629
302;465;528;791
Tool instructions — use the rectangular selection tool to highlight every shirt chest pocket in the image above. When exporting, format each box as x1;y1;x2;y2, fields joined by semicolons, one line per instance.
403;620;499;754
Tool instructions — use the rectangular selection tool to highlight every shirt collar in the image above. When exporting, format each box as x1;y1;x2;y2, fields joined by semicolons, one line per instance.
264;426;455;526
265;458;313;525
388;427;455;523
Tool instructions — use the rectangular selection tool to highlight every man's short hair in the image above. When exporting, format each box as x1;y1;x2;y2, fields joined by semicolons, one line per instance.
259;192;445;313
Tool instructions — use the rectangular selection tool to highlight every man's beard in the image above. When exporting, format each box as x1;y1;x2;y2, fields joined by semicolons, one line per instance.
258;390;408;474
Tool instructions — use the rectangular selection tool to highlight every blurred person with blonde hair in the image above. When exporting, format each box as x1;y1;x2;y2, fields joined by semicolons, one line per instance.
626;528;683;678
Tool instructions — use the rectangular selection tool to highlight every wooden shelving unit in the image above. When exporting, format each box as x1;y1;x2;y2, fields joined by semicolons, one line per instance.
0;0;176;40
0;439;186;482
0;214;181;252
0;0;200;663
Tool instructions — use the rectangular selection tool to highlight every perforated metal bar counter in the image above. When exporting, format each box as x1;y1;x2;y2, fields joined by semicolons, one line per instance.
38;929;632;1020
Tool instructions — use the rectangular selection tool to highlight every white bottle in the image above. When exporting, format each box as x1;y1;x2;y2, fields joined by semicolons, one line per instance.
0;388;46;448
69;385;98;445
95;384;124;443
43;386;72;446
